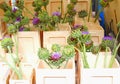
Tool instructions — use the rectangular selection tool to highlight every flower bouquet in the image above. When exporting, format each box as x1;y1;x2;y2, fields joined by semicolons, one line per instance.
36;44;76;84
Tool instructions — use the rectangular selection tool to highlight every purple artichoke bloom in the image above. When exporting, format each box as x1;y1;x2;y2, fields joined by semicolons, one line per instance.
103;36;113;40
52;12;61;16
73;24;81;29
19;26;24;31
32;17;40;25
16;17;21;22
51;52;61;61
82;31;89;35
12;7;17;12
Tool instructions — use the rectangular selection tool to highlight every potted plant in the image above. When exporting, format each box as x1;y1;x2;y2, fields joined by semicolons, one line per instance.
36;44;76;84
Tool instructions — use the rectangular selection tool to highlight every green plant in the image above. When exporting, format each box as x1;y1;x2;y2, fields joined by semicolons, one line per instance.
38;44;75;69
0;0;30;32
0;37;22;79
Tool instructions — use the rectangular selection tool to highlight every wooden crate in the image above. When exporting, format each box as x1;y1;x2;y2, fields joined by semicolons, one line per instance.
43;31;70;49
23;0;34;19
79;52;120;84
47;0;69;16
12;31;40;66
9;67;34;84
0;62;11;84
74;0;90;12
75;20;104;45
35;59;75;84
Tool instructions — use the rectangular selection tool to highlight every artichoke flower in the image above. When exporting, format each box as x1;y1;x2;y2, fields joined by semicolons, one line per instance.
51;44;61;52
1;37;14;50
8;24;18;34
62;45;75;59
38;48;50;60
78;10;88;18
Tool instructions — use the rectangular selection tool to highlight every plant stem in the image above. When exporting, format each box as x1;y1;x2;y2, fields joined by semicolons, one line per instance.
13;34;20;65
104;47;109;68
108;43;120;68
64;59;69;69
88;0;92;22
62;13;67;23
82;44;89;68
94;7;104;23
94;53;100;68
44;60;53;69
23;6;34;16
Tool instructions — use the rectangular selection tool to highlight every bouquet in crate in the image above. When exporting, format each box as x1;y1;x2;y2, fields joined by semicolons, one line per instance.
37;44;75;69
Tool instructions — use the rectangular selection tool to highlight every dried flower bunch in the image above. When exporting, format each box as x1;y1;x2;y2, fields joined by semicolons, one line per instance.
38;44;75;69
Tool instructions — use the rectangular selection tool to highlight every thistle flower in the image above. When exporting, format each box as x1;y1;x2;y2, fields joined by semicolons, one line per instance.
82;31;89;35
32;17;40;25
52;11;61;16
16;17;21;22
19;26;24;31
100;36;114;50
50;52;61;61
73;24;81;29
12;7;18;12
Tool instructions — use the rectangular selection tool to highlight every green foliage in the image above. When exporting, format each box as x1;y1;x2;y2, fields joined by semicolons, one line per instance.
51;44;61;52
38;44;75;68
62;45;75;59
1;37;14;50
8;24;18;34
38;48;50;60
78;10;88;18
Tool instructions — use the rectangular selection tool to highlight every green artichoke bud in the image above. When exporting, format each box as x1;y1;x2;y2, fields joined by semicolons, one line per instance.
20;17;29;25
70;0;77;4
71;29;82;38
1;37;14;50
62;45;75;59
8;24;17;34
51;44;61;52
67;3;74;10
78;10;88;18
3;16;9;22
38;48;50;60
91;46;100;54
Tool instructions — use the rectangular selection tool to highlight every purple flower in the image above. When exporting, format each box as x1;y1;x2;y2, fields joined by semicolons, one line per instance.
103;36;113;40
12;7;17;12
16;17;21;22
51;52;61;61
82;31;89;35
52;12;61;16
32;17;40;25
73;24;81;29
19;26;24;31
